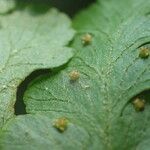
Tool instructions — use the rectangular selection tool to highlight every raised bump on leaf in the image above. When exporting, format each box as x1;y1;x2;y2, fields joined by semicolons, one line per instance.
139;47;150;59
53;117;68;132
81;33;92;45
132;98;145;112
69;70;80;81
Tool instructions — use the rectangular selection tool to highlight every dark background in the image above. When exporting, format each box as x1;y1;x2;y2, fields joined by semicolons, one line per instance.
15;0;96;17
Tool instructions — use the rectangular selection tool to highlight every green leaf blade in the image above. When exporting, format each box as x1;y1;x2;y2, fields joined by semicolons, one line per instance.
0;0;150;149
0;114;92;150
0;7;75;128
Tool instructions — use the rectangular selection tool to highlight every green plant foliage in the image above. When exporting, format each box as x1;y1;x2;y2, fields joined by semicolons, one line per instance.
0;0;16;14
0;6;74;128
0;0;150;150
0;114;90;150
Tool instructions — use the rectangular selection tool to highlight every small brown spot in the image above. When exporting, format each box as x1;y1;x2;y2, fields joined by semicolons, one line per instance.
132;98;145;112
139;47;149;59
53;117;68;132
69;70;80;81
81;33;92;45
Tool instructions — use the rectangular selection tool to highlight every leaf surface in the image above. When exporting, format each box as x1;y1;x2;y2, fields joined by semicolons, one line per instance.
0;7;74;128
0;0;150;149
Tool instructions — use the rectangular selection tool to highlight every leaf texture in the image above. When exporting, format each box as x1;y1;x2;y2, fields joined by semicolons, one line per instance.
0;7;74;128
0;0;150;149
